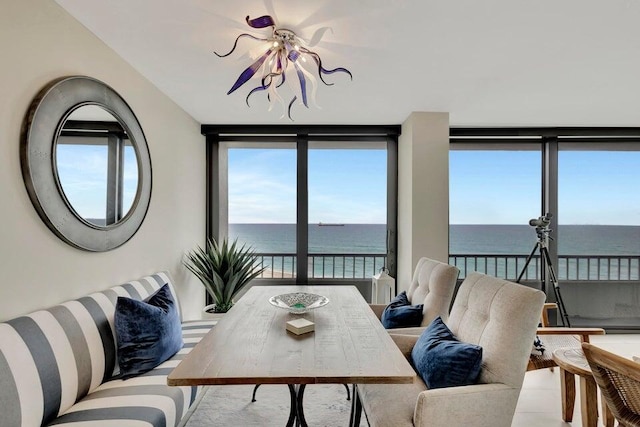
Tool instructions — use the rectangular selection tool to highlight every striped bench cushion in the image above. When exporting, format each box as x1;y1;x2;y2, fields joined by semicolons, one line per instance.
49;321;214;427
0;272;209;427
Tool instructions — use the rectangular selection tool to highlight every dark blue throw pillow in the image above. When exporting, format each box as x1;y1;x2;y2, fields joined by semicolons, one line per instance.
411;316;482;389
115;284;183;379
381;291;424;329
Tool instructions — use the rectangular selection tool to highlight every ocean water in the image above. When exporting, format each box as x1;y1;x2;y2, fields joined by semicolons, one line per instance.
229;223;388;254
230;223;640;256
229;224;640;279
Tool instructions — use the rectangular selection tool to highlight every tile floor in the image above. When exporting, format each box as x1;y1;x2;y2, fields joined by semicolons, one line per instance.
513;334;640;427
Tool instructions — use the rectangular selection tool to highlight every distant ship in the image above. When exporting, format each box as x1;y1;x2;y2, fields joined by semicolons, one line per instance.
318;222;345;226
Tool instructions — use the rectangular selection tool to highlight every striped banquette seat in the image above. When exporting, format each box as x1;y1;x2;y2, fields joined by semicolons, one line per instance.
0;272;214;427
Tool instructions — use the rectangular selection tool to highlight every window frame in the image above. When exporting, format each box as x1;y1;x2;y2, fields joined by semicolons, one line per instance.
203;125;400;288
450;127;640;330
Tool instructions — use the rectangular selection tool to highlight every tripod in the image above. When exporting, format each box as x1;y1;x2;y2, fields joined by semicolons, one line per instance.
516;227;571;327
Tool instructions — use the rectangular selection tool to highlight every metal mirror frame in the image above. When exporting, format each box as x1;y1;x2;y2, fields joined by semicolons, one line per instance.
21;76;152;251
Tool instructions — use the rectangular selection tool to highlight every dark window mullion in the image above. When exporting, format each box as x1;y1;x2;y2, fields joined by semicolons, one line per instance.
106;133;123;225
542;137;559;295
386;135;399;291
296;135;309;283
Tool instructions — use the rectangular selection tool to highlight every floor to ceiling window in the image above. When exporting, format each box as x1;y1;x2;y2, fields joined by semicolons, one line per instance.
557;143;640;327
205;125;399;293
308;142;388;279
557;145;640;281
449;145;541;280
227;145;297;278
449;129;640;329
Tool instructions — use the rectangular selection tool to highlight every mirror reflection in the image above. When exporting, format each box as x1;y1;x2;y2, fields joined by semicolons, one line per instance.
55;105;139;227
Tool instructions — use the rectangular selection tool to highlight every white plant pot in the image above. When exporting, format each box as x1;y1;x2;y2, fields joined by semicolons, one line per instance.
202;304;227;321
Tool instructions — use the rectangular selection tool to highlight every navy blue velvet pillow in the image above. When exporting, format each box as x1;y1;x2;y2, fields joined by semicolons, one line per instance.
381;291;424;329
115;284;183;379
411;316;482;389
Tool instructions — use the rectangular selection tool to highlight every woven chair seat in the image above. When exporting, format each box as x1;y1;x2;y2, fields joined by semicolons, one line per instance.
528;334;581;371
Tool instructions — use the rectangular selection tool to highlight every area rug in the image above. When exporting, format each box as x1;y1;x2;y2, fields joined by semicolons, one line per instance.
184;384;367;426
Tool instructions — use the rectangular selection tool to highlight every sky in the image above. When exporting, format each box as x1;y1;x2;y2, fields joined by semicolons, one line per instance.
57;144;640;226
57;143;137;221
228;147;640;226
450;149;640;226
228;148;387;224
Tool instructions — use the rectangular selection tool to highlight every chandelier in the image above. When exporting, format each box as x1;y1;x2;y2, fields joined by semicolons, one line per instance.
215;15;352;120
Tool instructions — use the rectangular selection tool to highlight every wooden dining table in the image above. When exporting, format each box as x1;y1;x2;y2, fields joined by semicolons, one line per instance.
167;285;416;426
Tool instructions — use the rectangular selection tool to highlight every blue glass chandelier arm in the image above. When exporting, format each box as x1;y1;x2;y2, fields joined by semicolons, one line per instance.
293;62;309;108
227;49;273;95
245;15;276;28
245;71;282;106
214;33;268;58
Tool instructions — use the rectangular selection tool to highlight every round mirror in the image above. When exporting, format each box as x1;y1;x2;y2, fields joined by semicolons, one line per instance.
21;76;152;251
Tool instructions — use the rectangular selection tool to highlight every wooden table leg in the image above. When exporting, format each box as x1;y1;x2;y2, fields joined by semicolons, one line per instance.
560;367;576;422
601;395;615;427
580;376;598;427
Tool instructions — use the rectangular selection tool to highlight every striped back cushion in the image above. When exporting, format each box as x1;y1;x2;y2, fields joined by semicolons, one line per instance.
0;272;179;427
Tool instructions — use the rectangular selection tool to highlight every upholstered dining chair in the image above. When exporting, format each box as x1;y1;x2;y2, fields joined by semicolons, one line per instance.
369;257;460;334
351;272;545;427
583;342;640;427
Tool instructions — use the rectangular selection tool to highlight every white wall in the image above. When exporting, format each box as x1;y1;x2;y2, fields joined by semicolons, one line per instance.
0;0;206;321
397;112;450;291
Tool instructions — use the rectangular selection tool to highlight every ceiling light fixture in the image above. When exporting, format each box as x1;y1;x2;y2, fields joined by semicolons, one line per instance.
215;15;352;120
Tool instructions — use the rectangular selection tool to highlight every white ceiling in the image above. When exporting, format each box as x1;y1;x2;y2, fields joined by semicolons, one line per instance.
55;0;640;126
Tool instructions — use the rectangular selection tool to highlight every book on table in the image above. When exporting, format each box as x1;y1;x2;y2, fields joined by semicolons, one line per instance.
286;318;315;335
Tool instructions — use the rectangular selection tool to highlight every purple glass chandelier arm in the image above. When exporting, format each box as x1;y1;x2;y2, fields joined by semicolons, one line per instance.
245;70;283;106
293;62;308;107
245;15;276;28
214;33;268;58
287;49;300;62
226;49;273;95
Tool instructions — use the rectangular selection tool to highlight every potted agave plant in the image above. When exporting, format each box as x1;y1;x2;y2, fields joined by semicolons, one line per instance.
184;237;266;317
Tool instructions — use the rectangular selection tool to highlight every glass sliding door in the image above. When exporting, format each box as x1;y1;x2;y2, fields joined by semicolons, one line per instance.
226;144;297;278
557;143;640;327
449;146;541;279
307;141;388;279
558;145;640;281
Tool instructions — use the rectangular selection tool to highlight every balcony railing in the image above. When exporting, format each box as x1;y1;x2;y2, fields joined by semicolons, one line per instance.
449;254;640;281
255;253;639;281
256;253;387;279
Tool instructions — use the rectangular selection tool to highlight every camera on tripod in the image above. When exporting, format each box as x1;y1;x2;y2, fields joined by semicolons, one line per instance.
529;213;553;239
517;212;570;326
529;213;552;228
